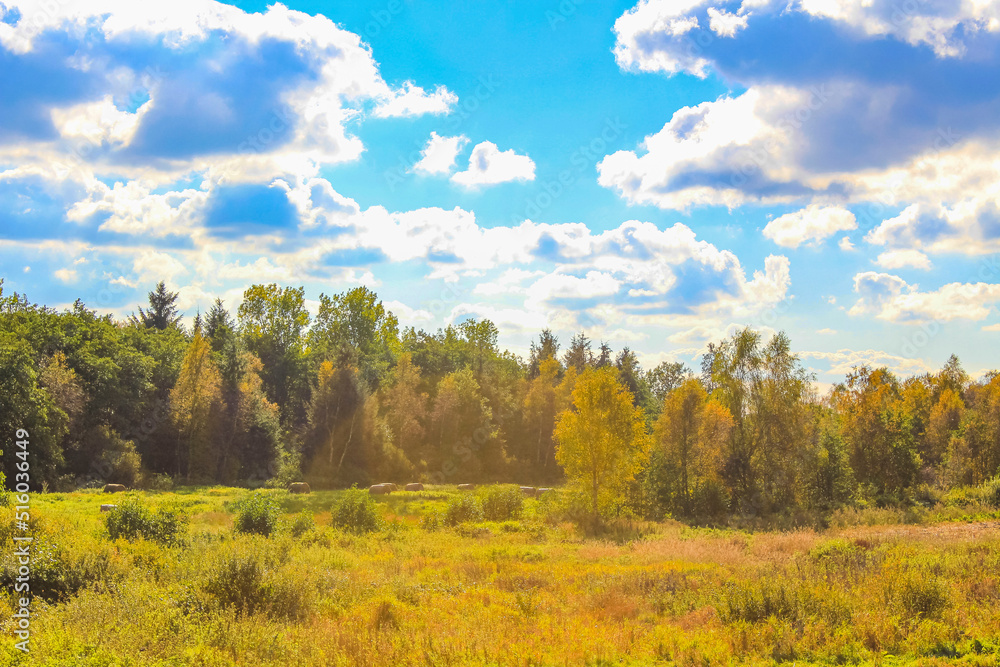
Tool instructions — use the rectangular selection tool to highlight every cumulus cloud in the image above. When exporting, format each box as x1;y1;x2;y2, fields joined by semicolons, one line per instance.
603;0;1000;262
849;271;1000;323
0;0;457;216
875;249;933;270
412;132;469;175
373;82;457;118
800;348;935;377
54;268;78;283
451;142;536;187
763;205;856;248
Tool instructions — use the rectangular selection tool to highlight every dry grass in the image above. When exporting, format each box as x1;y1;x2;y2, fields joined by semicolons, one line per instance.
1;487;999;665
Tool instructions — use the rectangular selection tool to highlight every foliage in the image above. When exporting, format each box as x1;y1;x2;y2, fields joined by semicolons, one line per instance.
444;493;485;525
478;484;524;521
330;487;384;533
232;492;281;536
104;496;187;544
554;367;651;524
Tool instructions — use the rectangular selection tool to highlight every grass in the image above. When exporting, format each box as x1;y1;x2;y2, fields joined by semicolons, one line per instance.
1;485;1000;665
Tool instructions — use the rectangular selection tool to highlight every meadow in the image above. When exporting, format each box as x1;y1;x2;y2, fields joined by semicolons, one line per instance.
3;485;1000;666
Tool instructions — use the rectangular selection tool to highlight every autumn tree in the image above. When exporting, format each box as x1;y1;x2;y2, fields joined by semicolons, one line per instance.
170;330;223;481
554;366;650;525
834;366;919;498
524;356;561;472
653;378;732;514
382;352;427;463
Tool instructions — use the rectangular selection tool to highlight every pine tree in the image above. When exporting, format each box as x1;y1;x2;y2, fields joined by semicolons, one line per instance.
132;281;183;330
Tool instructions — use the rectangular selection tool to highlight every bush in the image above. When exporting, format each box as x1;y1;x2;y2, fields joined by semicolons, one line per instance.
143;473;174;491
331;487;384;534
1;535;117;602
203;552;309;620
445;494;484;526
479;485;524;522
289;511;315;537
105;496;187;544
232;492;282;536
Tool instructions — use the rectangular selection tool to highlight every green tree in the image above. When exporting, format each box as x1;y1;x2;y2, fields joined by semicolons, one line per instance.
237;284;309;426
309;287;400;389
131;281;182;330
528;329;559;379
554;366;650;525
706;328;813;514
563;332;593;373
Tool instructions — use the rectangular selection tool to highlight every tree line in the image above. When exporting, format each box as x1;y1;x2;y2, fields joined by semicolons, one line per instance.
2;278;998;522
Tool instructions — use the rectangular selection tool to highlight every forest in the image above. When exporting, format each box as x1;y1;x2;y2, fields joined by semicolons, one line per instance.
2;277;998;524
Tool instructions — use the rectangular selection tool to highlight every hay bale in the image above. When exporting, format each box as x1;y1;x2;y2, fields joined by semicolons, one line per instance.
457;484;476;491
288;482;311;494
103;484;126;494
378;483;398;492
520;486;537;497
405;483;424;492
100;504;117;513
369;484;392;495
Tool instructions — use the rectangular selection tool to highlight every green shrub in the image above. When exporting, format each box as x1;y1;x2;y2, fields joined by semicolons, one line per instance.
479;485;524;522
203;552;309;620
105;496;187;544
232;492;281;536
331;487;384;534
1;536;116;602
445;494;484;526
289;511;315;537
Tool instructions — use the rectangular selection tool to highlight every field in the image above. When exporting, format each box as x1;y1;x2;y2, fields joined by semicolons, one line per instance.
3;486;1000;666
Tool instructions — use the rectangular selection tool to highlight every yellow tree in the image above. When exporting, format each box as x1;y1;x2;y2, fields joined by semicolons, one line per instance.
382;352;427;463
926;387;964;467
554;367;650;525
524;356;561;469
170;330;223;481
654;378;732;511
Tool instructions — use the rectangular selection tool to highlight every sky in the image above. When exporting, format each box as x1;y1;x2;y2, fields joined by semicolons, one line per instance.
1;0;999;388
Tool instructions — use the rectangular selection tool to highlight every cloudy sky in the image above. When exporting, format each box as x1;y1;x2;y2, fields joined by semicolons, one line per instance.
1;0;999;385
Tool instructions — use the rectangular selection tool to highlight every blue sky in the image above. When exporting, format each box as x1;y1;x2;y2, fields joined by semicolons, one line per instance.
2;0;1000;387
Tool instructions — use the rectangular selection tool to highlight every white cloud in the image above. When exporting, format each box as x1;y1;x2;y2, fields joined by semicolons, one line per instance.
982;323;1000;332
451;142;536;187
817;328;837;334
838;236;855;251
707;7;748;37
875;249;932;270
383;300;433;325
54;268;78;283
413;132;469;175
373;82;458;118
801;348;935;377
763;205;856;248
849;271;1000;323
